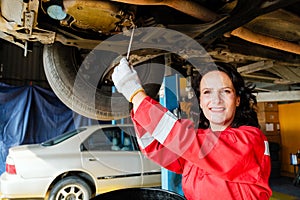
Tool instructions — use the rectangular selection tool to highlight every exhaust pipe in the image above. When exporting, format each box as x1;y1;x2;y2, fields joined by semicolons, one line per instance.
230;27;300;55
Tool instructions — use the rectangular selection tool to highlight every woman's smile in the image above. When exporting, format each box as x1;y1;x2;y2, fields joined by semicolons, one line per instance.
209;106;225;112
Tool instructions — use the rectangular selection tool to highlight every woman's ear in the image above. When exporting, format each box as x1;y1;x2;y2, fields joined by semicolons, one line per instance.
236;96;240;107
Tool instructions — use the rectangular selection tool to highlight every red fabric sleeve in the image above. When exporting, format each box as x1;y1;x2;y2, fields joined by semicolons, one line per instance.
131;97;187;173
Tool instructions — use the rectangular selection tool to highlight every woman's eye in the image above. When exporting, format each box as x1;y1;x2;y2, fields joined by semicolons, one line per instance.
202;90;211;94
221;89;233;94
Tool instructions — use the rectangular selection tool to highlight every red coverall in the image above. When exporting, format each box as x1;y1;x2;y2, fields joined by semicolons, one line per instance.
131;97;272;200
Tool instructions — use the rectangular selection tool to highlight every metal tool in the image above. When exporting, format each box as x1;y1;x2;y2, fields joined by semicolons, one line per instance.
126;26;135;61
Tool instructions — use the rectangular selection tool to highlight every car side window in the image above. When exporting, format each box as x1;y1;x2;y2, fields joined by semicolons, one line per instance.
81;129;112;151
81;126;137;151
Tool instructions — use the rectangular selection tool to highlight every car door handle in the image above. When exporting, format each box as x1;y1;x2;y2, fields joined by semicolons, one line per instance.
88;158;97;161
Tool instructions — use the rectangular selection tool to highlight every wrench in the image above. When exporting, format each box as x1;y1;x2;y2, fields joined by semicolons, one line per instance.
126;26;135;61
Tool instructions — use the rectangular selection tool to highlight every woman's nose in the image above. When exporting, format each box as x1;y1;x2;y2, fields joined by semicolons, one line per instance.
211;91;222;103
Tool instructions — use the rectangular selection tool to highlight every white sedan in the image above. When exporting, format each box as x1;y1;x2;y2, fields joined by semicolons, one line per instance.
0;124;161;200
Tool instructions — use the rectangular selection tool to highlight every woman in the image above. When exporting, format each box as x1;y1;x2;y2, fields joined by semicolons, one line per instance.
112;58;272;200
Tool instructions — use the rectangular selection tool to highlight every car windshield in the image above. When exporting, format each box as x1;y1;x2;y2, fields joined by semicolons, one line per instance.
41;128;86;146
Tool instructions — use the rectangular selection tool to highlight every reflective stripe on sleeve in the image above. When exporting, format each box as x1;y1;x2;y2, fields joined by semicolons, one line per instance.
152;110;177;144
137;132;155;149
264;141;270;156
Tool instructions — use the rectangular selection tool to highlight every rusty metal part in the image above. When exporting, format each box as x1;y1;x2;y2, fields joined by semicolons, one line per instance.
1;0;24;26
63;0;125;34
1;0;39;29
110;0;219;22
230;27;300;55
0;13;55;50
0;0;55;50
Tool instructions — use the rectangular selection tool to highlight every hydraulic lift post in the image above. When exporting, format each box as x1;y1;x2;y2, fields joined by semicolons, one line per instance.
159;73;184;196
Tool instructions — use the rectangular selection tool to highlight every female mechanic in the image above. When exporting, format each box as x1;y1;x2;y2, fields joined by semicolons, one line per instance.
112;57;272;200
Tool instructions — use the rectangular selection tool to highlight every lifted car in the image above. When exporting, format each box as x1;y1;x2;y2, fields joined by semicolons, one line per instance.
0;0;300;120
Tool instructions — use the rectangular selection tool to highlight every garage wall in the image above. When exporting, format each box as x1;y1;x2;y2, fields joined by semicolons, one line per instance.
0;39;49;88
278;102;300;175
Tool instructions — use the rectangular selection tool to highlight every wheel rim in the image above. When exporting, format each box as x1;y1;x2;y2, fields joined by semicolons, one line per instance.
56;184;88;200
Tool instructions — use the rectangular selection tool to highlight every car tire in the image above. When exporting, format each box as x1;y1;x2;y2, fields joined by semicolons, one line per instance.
48;176;92;200
43;42;163;121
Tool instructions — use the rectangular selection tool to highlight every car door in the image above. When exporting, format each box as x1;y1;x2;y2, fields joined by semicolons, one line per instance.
120;126;161;187
80;126;146;194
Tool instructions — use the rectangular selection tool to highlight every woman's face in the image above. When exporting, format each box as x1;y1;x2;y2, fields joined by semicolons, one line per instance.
199;71;240;131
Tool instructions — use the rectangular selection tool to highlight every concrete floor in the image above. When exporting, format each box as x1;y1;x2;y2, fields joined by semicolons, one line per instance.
270;176;300;200
1;176;299;199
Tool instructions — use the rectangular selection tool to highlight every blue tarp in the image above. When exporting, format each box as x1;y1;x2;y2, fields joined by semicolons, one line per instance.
0;83;99;173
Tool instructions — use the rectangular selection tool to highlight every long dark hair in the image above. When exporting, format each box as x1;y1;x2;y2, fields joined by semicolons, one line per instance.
192;62;259;129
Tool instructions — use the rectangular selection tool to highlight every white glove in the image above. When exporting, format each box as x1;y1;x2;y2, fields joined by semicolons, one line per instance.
112;57;144;102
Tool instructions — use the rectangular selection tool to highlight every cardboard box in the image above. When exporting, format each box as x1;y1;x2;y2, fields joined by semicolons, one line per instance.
260;122;280;136
257;102;278;112
265;134;282;145
258;111;279;123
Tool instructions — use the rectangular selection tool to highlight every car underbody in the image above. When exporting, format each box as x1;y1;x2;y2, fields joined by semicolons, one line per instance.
1;0;300;120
